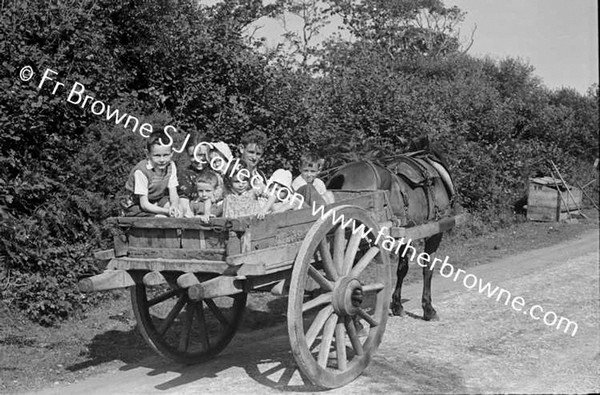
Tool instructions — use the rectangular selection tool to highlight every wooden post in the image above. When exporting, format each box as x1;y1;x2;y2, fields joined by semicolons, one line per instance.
78;270;135;293
143;271;167;286
549;170;572;221
550;160;583;216
574;180;599;211
176;272;200;288
114;234;128;257
226;231;241;257
188;276;243;300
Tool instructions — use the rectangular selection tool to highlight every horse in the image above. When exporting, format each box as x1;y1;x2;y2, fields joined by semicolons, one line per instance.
325;141;455;321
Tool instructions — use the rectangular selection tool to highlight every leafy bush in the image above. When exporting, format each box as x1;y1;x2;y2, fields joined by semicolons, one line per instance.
1;0;597;326
0;0;274;325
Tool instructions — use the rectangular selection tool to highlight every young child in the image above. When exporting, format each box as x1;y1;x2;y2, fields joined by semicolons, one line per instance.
291;153;335;206
177;140;210;217
262;169;305;214
124;131;181;217
207;141;232;203
189;170;222;223
222;160;266;219
237;130;268;188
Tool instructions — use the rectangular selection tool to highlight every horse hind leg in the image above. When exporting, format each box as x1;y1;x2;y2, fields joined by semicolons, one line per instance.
390;254;409;316
422;233;443;321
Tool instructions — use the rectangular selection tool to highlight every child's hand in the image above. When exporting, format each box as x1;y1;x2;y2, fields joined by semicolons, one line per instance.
256;209;268;220
168;207;182;218
198;214;211;223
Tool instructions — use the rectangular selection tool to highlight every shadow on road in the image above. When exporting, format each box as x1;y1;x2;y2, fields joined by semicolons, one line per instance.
64;297;466;393
66;324;153;371
65;305;325;392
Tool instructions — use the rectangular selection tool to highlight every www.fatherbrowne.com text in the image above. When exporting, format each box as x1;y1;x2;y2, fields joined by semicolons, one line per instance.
309;201;579;337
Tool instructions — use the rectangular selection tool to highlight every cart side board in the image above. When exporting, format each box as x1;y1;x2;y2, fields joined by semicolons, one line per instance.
84;191;467;293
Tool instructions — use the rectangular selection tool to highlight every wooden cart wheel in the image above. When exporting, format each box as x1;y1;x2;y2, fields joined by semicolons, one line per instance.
287;205;392;388
130;271;246;364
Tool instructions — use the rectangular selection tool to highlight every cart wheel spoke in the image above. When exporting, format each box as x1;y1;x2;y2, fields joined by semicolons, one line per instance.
178;303;194;352
306;305;333;350
262;363;286;377
356;308;379;328
342;232;362;276
308;265;333;291
333;226;346;275
194;301;210;350
131;275;246;365
335;320;348;371
276;366;296;385
288;205;391;388
317;313;338;368
362;282;385;294
204;298;230;328
157;295;186;336
349;246;380;278
344;316;364;356
302;292;332;313
148;288;180;307
318;239;338;280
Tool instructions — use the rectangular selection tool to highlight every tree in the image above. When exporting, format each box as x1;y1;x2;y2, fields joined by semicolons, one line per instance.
329;0;467;58
265;0;333;69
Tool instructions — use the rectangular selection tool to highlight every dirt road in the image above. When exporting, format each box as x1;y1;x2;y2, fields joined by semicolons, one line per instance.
32;229;599;394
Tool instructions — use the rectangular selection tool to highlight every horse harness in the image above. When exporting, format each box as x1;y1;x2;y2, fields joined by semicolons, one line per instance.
383;154;446;223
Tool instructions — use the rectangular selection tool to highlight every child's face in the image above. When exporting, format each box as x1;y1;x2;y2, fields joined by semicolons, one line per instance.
230;175;249;194
239;143;263;170
272;182;289;202
300;163;320;184
196;182;215;201
188;145;208;171
147;144;173;170
208;150;226;172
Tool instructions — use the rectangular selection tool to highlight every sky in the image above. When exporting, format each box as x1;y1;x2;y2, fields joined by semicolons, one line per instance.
446;0;599;93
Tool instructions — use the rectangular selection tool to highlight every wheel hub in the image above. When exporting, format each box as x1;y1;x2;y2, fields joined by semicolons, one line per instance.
332;276;363;316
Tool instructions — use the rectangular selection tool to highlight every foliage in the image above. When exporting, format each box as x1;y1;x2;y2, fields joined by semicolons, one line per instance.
1;0;598;325
277;36;598;223
328;0;465;58
269;0;334;69
0;0;274;325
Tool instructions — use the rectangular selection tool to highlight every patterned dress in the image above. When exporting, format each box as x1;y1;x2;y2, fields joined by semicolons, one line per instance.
222;189;261;219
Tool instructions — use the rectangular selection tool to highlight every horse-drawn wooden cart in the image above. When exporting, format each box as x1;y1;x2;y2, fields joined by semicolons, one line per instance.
81;189;467;388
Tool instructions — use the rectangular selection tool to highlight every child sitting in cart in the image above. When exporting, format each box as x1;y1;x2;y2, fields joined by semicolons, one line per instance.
177;139;210;217
292;153;335;207
237;129;268;189
206;141;232;202
261;169;305;214
189;169;223;222
123;131;181;217
222;160;270;219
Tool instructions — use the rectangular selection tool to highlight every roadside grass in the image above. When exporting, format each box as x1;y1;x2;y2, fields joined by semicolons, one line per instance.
0;209;598;393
